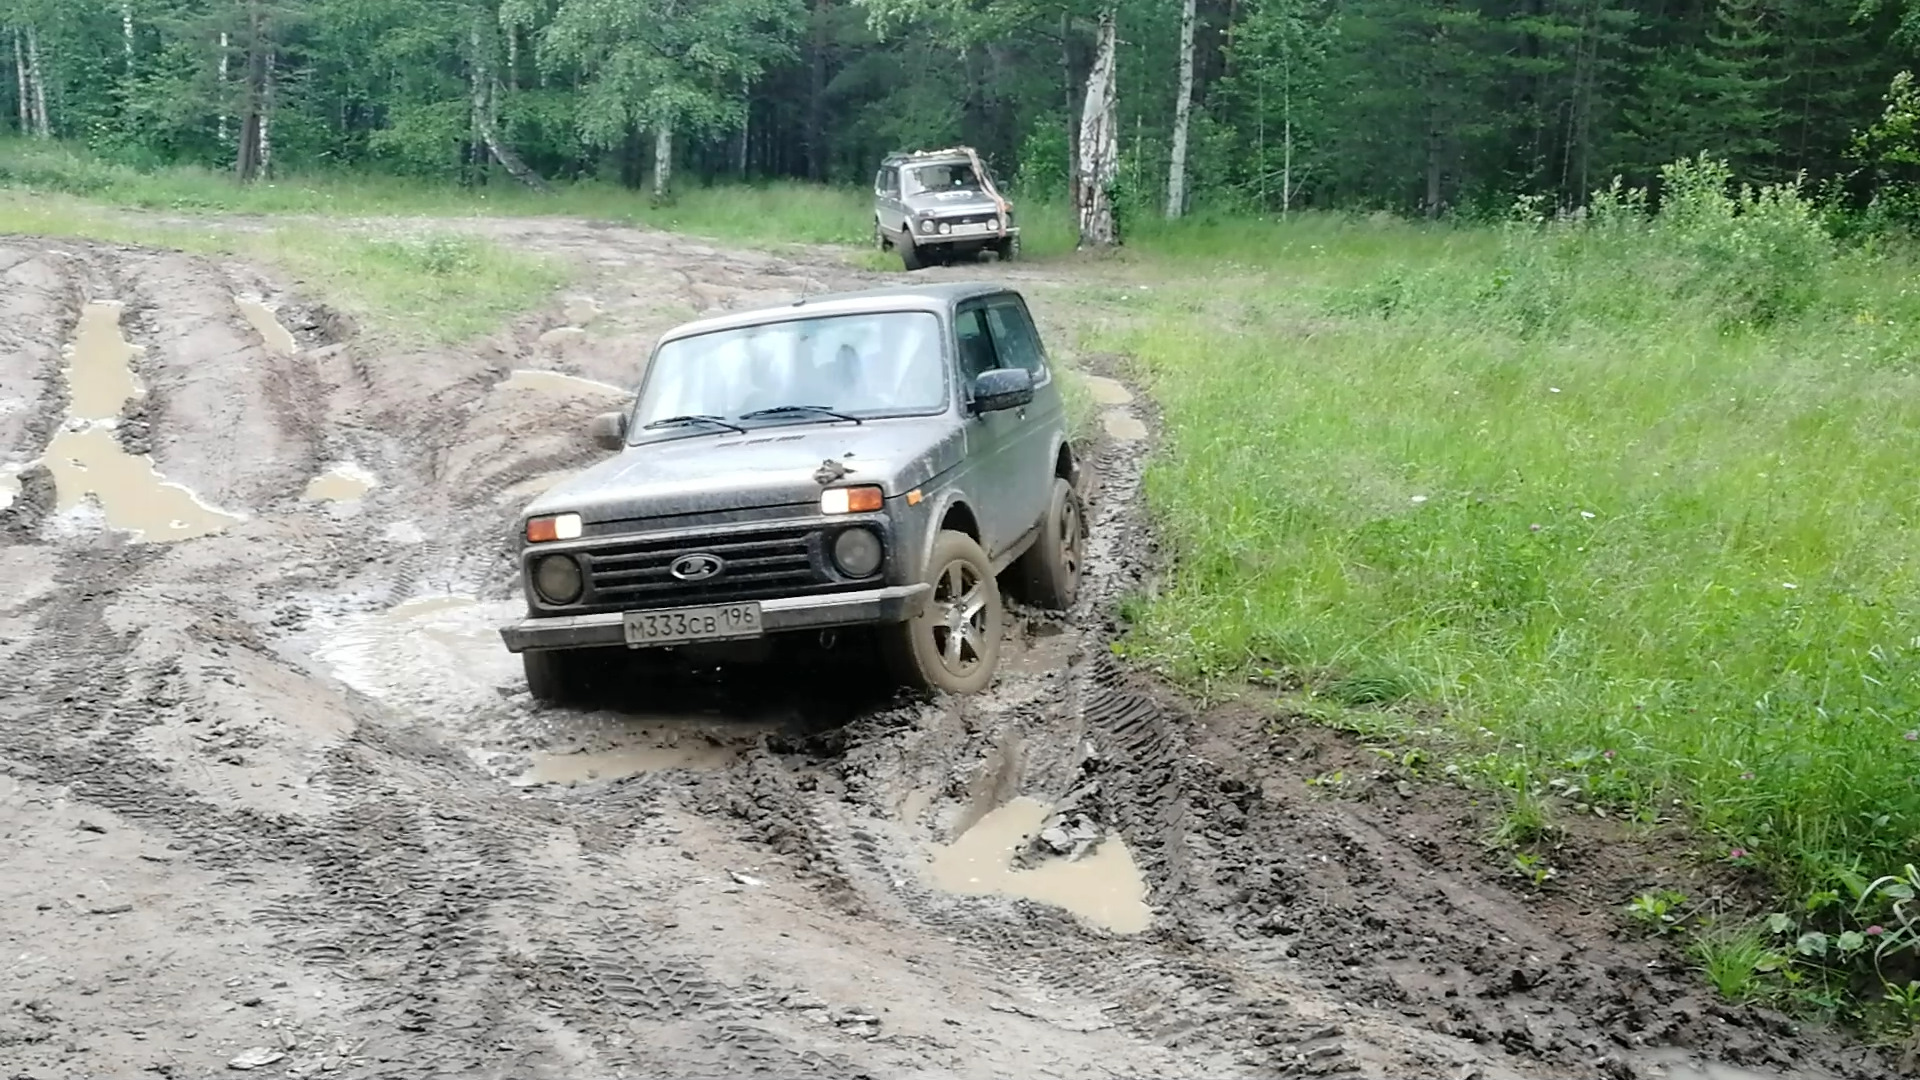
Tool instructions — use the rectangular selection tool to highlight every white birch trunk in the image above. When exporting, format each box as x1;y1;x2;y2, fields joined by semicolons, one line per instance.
259;48;274;179
218;32;230;146
1165;0;1197;219
1282;52;1292;216
13;31;28;135
123;5;134;72
1076;12;1119;248
653;124;673;200
26;27;49;138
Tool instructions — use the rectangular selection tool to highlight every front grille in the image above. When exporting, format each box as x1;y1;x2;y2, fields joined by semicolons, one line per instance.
582;526;843;609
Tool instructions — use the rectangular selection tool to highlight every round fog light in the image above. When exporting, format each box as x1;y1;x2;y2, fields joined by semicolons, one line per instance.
533;554;583;604
832;527;883;578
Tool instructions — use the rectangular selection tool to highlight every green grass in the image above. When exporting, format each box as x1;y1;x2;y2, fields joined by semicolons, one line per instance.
0;136;1088;256
0;190;566;344
1101;164;1920;914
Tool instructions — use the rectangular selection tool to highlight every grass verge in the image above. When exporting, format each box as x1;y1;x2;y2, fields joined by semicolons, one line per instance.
1096;157;1920;1027
0;192;566;345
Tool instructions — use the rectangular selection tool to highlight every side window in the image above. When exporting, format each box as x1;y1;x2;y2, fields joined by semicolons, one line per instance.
953;307;1000;384
884;167;900;197
874;169;886;194
983;300;1045;378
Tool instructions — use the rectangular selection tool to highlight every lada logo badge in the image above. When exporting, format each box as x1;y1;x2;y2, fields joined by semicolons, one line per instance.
669;553;725;582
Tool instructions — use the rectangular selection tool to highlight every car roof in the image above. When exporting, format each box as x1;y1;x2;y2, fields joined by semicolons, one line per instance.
882;147;974;165
656;282;1011;343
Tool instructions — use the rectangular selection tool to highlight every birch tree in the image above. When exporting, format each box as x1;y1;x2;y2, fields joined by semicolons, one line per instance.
1077;9;1118;246
1164;0;1196;218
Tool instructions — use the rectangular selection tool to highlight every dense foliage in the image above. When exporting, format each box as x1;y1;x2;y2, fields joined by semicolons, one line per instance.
4;0;1920;218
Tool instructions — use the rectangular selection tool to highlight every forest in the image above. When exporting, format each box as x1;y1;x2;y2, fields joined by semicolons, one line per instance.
4;0;1920;230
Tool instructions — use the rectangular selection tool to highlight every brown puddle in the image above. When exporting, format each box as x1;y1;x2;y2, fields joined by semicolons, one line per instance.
303;462;378;503
1101;410;1148;442
311;594;523;707
498;369;630;398
1082;374;1134;407
44;426;245;542
47;301;244;542
236;298;297;356
65;300;145;419
517;740;746;786
924;795;1152;934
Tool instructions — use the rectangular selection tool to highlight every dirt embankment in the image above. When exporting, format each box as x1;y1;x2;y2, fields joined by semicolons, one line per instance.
0;220;1898;1080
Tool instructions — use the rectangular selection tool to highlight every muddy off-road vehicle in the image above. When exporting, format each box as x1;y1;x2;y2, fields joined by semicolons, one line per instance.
873;147;1020;271
497;282;1085;703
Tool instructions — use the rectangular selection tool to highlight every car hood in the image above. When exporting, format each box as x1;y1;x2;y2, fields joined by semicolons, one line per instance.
522;419;965;525
904;189;1002;217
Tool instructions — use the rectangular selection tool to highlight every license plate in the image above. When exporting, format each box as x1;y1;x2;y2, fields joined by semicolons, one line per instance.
951;222;990;236
623;602;763;647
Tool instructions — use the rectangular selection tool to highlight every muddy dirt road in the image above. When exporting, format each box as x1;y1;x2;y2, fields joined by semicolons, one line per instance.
0;221;1897;1080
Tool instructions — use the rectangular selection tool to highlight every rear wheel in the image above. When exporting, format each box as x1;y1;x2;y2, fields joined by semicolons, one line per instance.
884;530;1003;694
874;218;891;251
1016;477;1085;610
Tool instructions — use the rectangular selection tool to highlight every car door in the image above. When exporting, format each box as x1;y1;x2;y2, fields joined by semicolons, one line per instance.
880;166;905;240
952;300;1023;557
980;293;1059;539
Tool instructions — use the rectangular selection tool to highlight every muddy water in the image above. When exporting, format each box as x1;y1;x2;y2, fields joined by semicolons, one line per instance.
303;462;379;502
44;426;245;542
1082;374;1135;407
235;298;297;356
926;795;1152;934
498;369;630;398
1633;1050;1790;1080
46;302;245;542
313;594;524;709
65;300;144;419
0;463;20;511
519;739;746;785
1101;411;1148;442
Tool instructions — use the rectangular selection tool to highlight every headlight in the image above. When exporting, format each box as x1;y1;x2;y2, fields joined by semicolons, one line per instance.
832;527;883;578
532;554;583;604
987;217;1000;230
526;512;581;543
919;218;934;234
938;222;952;235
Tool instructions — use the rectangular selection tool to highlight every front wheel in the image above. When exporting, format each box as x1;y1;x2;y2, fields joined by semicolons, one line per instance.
994;234;1020;262
883;530;1003;694
523;647;601;705
1016;477;1085;609
899;237;926;272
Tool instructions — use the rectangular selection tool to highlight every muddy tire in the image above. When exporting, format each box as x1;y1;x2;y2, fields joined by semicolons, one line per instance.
523;648;594;705
899;238;925;272
994;234;1020;262
884;530;1002;694
1015;477;1085;610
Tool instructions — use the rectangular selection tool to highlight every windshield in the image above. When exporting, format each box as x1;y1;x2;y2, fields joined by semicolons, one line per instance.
905;162;982;195
631;311;948;437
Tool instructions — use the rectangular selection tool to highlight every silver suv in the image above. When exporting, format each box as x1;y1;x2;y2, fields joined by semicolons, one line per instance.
497;282;1084;703
873;147;1020;271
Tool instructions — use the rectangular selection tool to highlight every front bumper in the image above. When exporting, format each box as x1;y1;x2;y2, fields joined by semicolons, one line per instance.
498;583;933;653
911;226;1018;246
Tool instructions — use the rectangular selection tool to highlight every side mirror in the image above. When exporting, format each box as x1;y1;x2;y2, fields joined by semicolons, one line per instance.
589;410;628;451
972;367;1034;413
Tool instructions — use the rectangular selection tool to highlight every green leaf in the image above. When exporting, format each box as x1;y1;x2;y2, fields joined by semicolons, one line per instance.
1767;912;1795;935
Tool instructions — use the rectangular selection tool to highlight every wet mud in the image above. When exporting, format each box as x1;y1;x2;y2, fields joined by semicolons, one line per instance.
0;222;1899;1080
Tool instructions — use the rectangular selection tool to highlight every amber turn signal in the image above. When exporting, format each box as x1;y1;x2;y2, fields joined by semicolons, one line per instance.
820;485;884;515
526;512;582;543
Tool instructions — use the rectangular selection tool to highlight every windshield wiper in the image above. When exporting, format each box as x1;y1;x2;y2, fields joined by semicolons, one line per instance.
642;413;746;434
738;404;864;426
